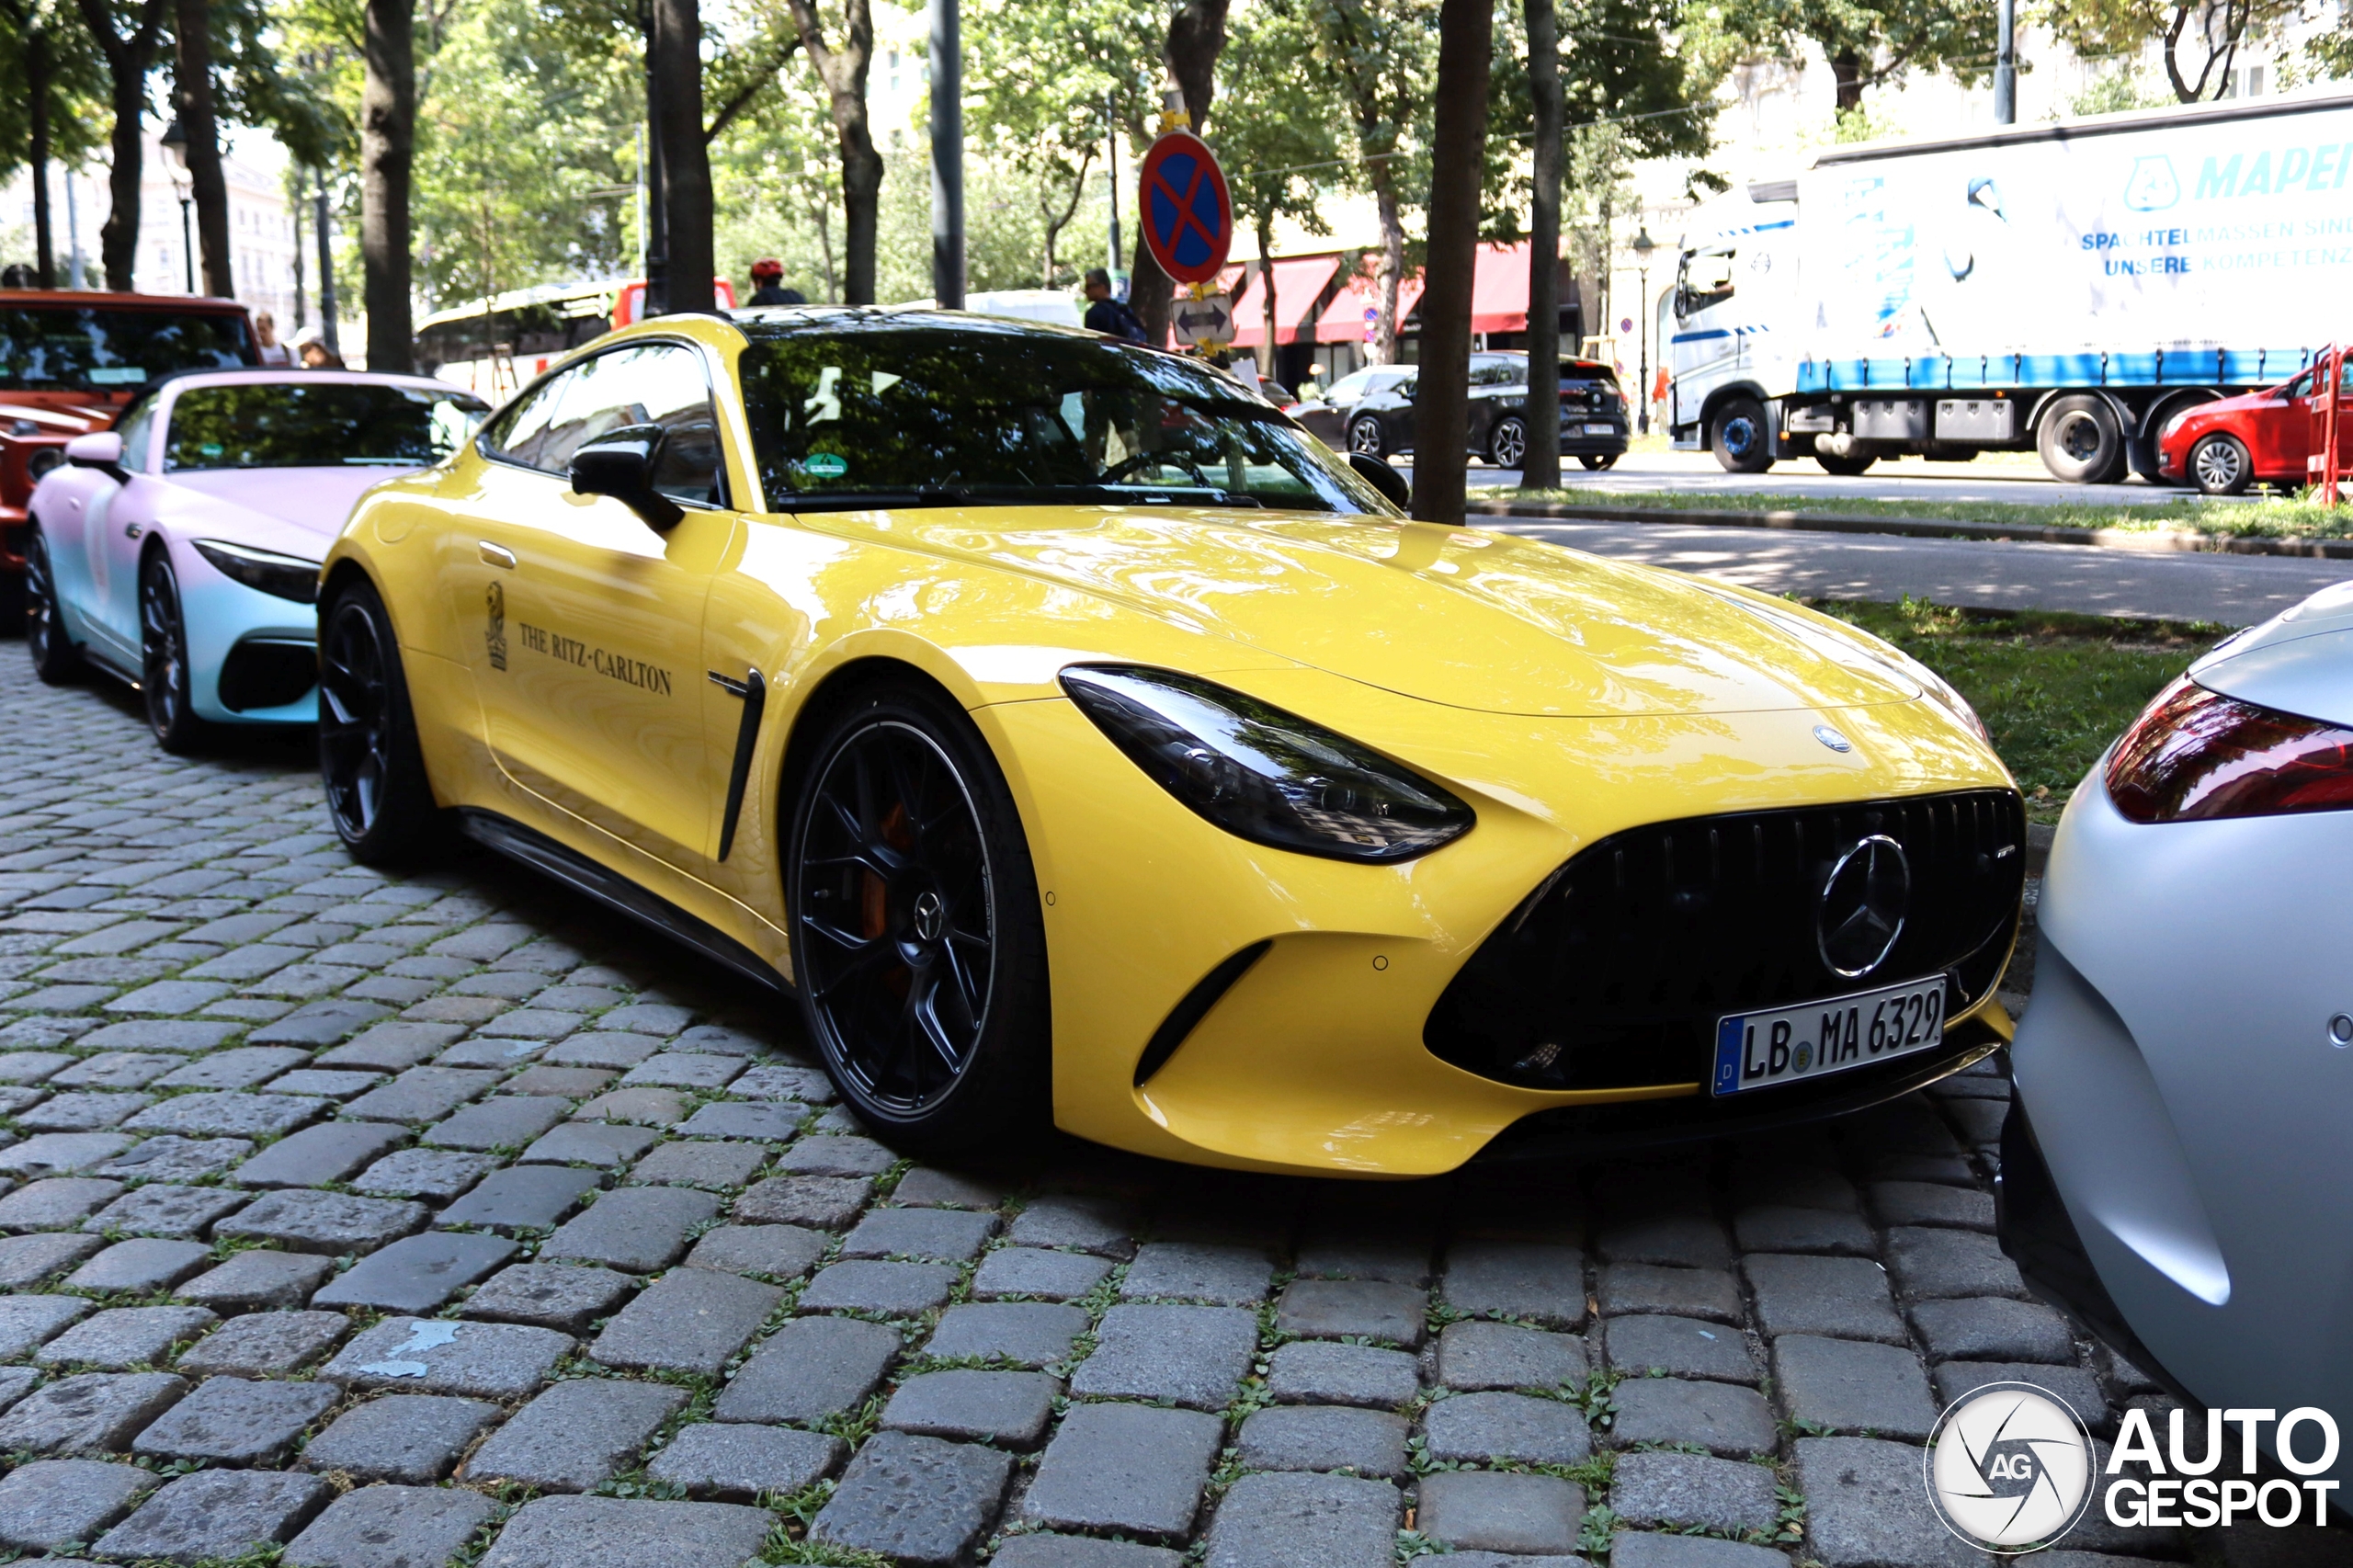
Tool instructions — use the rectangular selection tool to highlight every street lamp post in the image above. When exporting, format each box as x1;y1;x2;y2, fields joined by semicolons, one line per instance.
160;118;194;295
1631;225;1655;435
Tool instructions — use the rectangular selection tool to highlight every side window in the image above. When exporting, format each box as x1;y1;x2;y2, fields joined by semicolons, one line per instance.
116;400;158;472
479;368;579;471
1470;358;1520;387
540;343;726;505
1677;248;1737;316
2284;369;2316;400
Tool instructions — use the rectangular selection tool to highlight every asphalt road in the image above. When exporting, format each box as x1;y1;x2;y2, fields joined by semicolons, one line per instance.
1491;517;2350;627
1400;447;2214;508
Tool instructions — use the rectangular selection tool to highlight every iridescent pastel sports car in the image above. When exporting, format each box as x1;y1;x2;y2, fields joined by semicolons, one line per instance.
26;368;486;749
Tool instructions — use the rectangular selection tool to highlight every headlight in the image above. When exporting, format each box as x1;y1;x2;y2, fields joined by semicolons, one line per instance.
192;540;322;604
2160;410;2193;441
1059;665;1474;862
26;448;63;484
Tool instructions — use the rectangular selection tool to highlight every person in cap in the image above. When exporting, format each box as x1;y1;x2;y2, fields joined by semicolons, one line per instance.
747;258;805;307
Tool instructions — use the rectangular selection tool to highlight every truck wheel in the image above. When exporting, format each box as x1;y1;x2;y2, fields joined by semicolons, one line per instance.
2039;395;2129;484
1711;396;1773;474
2188;433;2253;495
1579;453;1617;471
1817;452;1877;476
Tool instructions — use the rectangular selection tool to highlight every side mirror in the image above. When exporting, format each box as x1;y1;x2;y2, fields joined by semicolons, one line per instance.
66;432;125;481
1348;450;1411;508
570;424;684;530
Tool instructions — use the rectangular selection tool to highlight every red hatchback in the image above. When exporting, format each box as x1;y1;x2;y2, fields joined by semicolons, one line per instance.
2158;361;2336;494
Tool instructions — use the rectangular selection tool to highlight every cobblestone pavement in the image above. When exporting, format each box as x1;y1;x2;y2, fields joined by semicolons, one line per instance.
0;656;2345;1568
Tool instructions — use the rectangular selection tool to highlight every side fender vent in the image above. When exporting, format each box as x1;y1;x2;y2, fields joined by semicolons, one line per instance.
1133;941;1271;1087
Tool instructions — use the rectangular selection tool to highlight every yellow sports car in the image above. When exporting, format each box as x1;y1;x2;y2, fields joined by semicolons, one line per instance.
319;309;2024;1176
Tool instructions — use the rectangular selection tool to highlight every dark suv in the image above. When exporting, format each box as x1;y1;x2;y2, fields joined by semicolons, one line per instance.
1;291;256;621
1291;352;1630;470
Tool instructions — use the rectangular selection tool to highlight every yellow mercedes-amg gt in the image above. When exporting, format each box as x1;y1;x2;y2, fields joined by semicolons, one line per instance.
319;309;2023;1176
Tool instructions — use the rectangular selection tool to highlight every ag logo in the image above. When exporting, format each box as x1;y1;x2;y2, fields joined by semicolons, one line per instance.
1926;1381;2096;1551
2125;155;2180;211
485;580;507;673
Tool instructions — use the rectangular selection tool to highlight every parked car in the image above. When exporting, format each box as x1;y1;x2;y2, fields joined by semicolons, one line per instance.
1290;352;1631;469
313;307;2021;1173
2158;363;2334;494
2002;578;2353;1469
1;290;257;624
26;369;488;751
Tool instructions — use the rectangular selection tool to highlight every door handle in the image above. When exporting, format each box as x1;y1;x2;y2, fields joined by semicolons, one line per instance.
479;541;516;569
123;521;142;539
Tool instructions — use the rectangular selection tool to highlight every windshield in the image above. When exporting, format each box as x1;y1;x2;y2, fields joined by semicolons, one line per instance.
164;381;490;472
738;321;1395;514
0;306;255;392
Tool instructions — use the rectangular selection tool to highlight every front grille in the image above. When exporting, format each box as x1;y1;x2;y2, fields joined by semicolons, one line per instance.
1425;789;2024;1091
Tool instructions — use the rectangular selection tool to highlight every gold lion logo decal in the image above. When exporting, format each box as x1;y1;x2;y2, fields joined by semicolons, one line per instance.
485;580;507;672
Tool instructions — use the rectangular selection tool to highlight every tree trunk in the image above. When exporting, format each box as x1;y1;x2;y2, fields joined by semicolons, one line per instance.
77;0;172;292
27;17;55;289
1257;213;1277;372
1521;0;1563;490
1410;0;1493;526
784;0;880;304
1370;179;1403;364
362;0;417;370
1129;0;1231;347
654;0;714;312
1040;153;1092;289
175;0;234;299
1829;45;1865;116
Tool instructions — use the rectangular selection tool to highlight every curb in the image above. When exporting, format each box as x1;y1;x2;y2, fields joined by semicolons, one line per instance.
1471;498;2353;561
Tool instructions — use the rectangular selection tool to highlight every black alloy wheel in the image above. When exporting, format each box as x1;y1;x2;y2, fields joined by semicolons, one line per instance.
139;552;205;753
1347;414;1388;458
24;530;82;684
318;579;442;864
790;680;1048;1153
1487;415;1529;470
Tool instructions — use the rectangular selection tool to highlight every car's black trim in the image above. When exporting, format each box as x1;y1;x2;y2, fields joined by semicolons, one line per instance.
708;666;767;862
1475;1013;2006;1159
1996;1096;2199;1410
218;636;318;712
456;807;788;994
1133;940;1271;1087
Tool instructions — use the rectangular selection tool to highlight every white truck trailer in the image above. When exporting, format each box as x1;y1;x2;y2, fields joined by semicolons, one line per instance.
1666;89;2353;481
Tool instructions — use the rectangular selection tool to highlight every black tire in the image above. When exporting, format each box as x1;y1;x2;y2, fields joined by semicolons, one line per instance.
787;677;1050;1156
1710;395;1773;473
1578;453;1617;471
24;529;82;684
318;576;445;865
1347;414;1387;459
1486;415;1529;470
1816;452;1877;476
2038;394;2129;484
2189;433;2254;496
0;568;22;639
139;551;207;754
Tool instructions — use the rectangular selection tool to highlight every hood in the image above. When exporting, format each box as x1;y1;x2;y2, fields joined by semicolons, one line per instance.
2190;577;2353;728
0;396;119;436
165;467;412;543
813;506;1922;717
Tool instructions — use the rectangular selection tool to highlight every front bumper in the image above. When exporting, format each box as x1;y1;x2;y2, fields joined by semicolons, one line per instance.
177;543;320;726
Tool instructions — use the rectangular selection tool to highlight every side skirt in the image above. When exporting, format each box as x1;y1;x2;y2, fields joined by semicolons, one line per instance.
456;808;790;997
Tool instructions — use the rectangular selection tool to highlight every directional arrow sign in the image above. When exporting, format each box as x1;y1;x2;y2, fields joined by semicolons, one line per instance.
1139;131;1234;285
1171;292;1234;346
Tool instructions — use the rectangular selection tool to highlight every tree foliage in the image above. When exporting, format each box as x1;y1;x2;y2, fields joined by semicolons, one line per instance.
1688;0;1997;114
2038;0;2301;102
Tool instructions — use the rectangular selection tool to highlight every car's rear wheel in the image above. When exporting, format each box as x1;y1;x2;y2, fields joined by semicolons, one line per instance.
1711;395;1773;473
1578;453;1618;471
1487;415;1528;470
2189;432;2253;496
788;678;1049;1155
318;577;443;865
25;530;81;684
1347;414;1388;458
139;553;206;754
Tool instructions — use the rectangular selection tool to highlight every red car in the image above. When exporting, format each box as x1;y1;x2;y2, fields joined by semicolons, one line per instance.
1;290;257;621
2157;359;2340;494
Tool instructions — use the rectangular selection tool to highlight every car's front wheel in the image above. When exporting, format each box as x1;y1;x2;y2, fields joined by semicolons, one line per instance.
139;553;206;753
1486;415;1528;470
2188;432;2253;495
1347;415;1388;458
318;577;443;865
788;677;1050;1155
25;530;82;685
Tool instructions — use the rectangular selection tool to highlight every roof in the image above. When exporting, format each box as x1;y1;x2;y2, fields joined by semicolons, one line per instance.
156;367;481;398
0;290;248;312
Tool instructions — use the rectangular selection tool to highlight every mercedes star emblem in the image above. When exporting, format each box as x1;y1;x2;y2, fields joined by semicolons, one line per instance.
1813;724;1854;753
1817;834;1911;978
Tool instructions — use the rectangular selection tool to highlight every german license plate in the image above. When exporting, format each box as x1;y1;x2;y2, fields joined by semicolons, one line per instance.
1583;422;1615;435
1711;975;1946;1096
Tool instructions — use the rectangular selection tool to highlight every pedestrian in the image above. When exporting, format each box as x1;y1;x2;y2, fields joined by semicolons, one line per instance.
254;312;293;366
294;330;344;369
746;258;805;308
1082;268;1147;343
0;264;35;288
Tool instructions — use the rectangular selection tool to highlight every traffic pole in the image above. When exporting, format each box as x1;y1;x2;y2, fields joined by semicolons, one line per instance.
1994;0;2018;124
929;0;965;310
2325;345;2343;508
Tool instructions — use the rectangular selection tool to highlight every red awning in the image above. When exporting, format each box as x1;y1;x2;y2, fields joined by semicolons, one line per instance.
1313;268;1426;345
1229;256;1342;348
1471;240;1535;335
